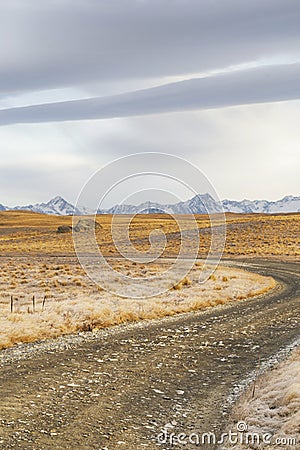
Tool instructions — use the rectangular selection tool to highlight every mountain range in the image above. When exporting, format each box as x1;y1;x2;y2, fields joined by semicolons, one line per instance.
0;194;299;216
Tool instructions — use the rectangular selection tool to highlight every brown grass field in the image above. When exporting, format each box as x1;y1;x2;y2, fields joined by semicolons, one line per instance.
0;210;298;349
0;210;298;258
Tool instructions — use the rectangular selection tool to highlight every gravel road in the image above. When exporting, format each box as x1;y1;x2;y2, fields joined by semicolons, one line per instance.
0;259;299;450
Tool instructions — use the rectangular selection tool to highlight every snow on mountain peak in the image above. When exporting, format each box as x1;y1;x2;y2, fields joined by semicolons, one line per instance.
49;195;64;204
0;194;299;215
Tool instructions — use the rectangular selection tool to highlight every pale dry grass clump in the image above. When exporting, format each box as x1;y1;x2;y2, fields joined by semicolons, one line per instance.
223;347;300;449
172;276;191;290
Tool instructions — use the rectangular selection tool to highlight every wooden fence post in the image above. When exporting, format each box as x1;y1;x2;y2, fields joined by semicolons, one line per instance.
10;295;13;313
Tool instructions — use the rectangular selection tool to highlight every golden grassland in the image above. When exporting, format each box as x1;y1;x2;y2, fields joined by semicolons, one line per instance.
0;258;275;349
0;210;297;349
0;210;299;258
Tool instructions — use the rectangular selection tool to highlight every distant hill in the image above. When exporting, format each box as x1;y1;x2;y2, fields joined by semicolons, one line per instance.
1;194;299;216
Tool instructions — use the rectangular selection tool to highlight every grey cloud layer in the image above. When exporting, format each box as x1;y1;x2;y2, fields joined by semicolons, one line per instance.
1;63;299;125
1;0;300;95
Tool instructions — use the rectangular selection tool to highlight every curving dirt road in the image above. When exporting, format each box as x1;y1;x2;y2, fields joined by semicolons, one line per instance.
0;259;299;450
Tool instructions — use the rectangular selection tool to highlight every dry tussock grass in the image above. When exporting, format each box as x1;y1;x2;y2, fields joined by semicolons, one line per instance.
0;259;275;350
0;211;299;258
224;347;300;449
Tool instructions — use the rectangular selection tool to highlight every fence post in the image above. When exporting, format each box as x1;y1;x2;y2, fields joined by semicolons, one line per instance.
32;295;35;313
10;295;13;313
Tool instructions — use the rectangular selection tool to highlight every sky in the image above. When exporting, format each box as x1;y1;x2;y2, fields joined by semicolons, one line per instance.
0;0;299;206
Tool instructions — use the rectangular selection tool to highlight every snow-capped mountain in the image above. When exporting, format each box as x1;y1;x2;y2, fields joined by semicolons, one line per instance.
0;194;299;215
98;194;223;215
11;196;82;216
222;195;300;214
102;201;168;215
99;194;300;215
264;195;300;213
222;199;270;213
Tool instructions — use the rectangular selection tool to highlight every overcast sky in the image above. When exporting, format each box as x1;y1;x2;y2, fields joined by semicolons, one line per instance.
0;0;299;206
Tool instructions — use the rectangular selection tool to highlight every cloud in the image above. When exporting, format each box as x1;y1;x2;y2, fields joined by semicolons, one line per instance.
1;100;299;205
0;63;300;125
0;0;300;96
85;102;300;202
0;1;299;205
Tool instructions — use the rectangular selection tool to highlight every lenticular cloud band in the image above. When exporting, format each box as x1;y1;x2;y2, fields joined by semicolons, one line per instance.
0;63;299;126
